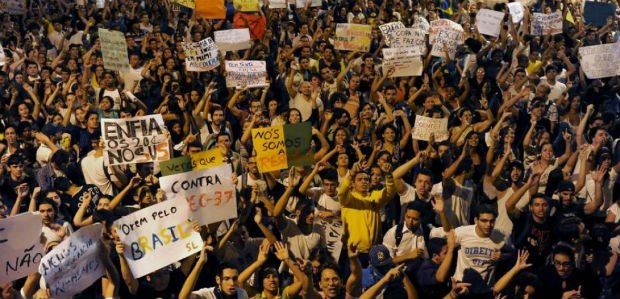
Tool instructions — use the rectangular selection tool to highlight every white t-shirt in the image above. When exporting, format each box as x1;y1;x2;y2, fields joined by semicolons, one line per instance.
81;152;115;196
577;168;618;216
495;187;530;241
97;88;122;110
190;287;248;299
289;93;323;122
383;223;429;259
607;202;620;223
538;78;567;102
119;67;143;91
280;217;325;261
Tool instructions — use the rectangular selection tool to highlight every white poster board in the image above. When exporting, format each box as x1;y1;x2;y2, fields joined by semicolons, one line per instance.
383;48;423;77
98;28;130;71
225;60;268;88
391;28;427;55
412;116;449;141
579;43;620;79
0;213;45;284
101;115;171;166
38;224;104;299
429;19;464;59
531;12;563;36
508;2;524;24
379;22;406;46
316;218;343;263
269;0;287;8
159;165;238;226
113;198;203;278
182;37;220;72
214;29;252;52
476;9;504;37
334;23;372;52
295;0;321;7
0;0;26;15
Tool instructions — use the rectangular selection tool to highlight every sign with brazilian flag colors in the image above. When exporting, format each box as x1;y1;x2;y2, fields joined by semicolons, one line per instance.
251;122;313;172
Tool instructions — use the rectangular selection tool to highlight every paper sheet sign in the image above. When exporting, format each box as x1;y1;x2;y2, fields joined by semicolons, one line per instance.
379;22;405;46
0;213;45;284
0;0;26;15
214;28;252;52
429;19;464;59
160;148;224;176
531;12;563;36
335;23;372;52
476;9;504;37
412;116;449;141
101;115;171;166
296;0;321;7
113;198;202;278
225;60;268;88
269;0;287;8
251;122;313;172
98;28;130;71
39;224;104;299
390;28;427;54
579;43;620;79
507;2;524;24
383;48;424;77
182;37;220;72
159;165;238;226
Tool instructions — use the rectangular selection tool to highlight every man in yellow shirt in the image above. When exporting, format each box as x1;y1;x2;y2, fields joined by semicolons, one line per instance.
339;161;396;259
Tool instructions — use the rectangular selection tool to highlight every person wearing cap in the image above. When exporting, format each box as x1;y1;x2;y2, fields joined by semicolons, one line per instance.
551;178;604;222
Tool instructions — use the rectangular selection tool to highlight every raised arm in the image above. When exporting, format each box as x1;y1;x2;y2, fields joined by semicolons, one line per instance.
492;250;531;294
435;230;456;283
239;240;270;291
584;165;606;215
273;169;297;218
360;264;406;299
274;242;307;298
178;241;209;299
109;175;141;210
345;242;363;297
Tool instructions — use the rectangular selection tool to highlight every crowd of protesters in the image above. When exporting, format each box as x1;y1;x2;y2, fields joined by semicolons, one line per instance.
1;0;620;298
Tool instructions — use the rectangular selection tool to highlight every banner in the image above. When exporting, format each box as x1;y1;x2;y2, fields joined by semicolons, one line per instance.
0;213;44;284
196;0;226;19
476;9;504;37
251;122;313;172
0;0;26;15
334;24;372;52
579;43;620;79
98;28;130;71
383;48;423;77
182;37;220;72
316;218;343;263
225;60;268;88
296;0;321;7
174;0;195;8
507;2;524;24
160;149;224;176
269;0;287;8
39;224;104;299
114;198;202;278
412;116;449;141
159;165;237;226
379;22;405;47
101;115;170;166
531;12;562;36
391;28;427;54
214;28;252;52
583;2;617;27
429;19;464;59
234;0;259;11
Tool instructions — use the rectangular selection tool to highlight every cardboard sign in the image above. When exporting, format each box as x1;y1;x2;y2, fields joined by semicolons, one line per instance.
39;224;104;299
429;19;464;59
334;24;372;52
531;12;563;36
507;2;524;24
159;165;237;226
296;0;321;7
383;48;424;77
160;149;224;176
283;122;313;167
182;37;220;72
579;43;620;79
98;28;130;71
174;0;195;8
0;0;26;15
225;60;268;88
234;0;259;11
113;198;202;278
316;218;343;263
0;213;45;284
379;22;406;46
476;9;504;37
101;115;171;166
214;28;252;52
269;0;287;8
583;2;617;27
412;116;449;141
251;123;313;172
196;0;226;19
391;28;427;54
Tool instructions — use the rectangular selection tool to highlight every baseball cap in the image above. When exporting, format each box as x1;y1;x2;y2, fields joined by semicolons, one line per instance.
369;244;393;268
557;181;575;193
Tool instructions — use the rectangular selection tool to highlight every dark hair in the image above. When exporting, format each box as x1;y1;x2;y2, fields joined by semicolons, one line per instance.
416;168;433;180
216;262;239;278
7;154;23;166
319;168;338;182
529;193;550;205
405;200;426;213
37;198;58;213
475;204;498;219
552;244;575;262
319;262;341;279
51;150;70;166
427;238;448;257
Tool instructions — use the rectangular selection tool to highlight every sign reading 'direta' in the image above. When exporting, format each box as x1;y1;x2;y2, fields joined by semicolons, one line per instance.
101;114;170;166
182;37;220;72
160;165;237;226
113;198;202;278
39;224;103;299
0;213;45;284
251;122;313;172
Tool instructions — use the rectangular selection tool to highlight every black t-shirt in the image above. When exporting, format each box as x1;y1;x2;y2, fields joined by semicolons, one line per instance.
135;268;185;299
67;184;102;217
511;212;555;266
0;174;36;212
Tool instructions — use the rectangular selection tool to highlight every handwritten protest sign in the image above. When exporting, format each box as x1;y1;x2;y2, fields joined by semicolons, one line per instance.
579;43;620;79
412;116;449;141
412;15;430;33
98;28;130;71
0;213;44;284
234;0;259;11
174;0;195;8
296;0;321;7
316;218;343;263
269;0;287;8
39;224;103;299
160;165;237;227
584;2;617;27
225;60;268;88
335;24;372;52
507;2;524;24
114;198;202;278
214;28;252;52
531;12;563;36
383;48;423;77
196;0;226;19
182;37;220;72
391;28;427;54
160;148;224;176
379;22;405;46
429;19;464;59
0;0;26;15
252;123;314;172
476;9;504;37
101;115;170;166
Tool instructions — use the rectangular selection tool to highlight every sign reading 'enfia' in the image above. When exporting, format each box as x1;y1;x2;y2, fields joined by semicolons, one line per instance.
101;114;171;166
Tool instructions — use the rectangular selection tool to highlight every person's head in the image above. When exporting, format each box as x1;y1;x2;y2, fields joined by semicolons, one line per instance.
51;150;70;172
404;201;424;230
85;111;99;130
333;127;348;145
552;244;575;278
381;124;397;143
288;108;302;124
0;282;18;299
474;204;497;237
509;161;524;183
557;181;575;206
320;66;334;81
99;96;113;111
414;168;433;198
96;195;112;210
320;169;338;197
589;126;609;147
529;193;550;222
216;263;240;296
136;186;154;207
246;156;259;175
353;171;370;194
539;142;554;162
216;132;232;150
6;154;24;179
427;237;448;264
38;198;58;225
146;266;172;291
319;264;343;298
211;106;225;125
384;85;397;103
259;267;280;293
4;125;17;144
545;64;558;81
458;107;473;125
